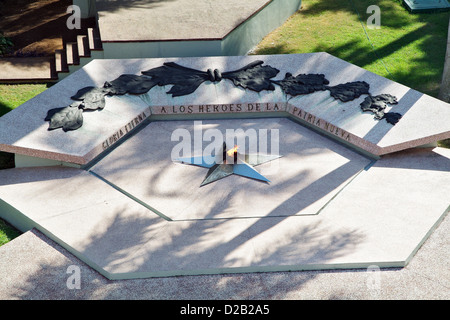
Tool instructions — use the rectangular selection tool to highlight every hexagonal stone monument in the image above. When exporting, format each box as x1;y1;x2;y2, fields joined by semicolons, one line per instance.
0;53;449;279
403;0;450;12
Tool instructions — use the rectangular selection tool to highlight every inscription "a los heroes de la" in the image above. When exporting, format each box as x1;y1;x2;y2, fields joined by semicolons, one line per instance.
156;103;282;114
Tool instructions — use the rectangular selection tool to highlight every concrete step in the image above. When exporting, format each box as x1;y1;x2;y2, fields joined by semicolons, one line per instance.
0;57;57;83
53;20;104;80
55;49;69;73
66;42;80;66
77;35;91;58
88;27;103;50
0;16;103;82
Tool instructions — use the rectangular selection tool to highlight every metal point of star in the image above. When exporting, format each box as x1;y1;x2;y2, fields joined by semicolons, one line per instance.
175;142;282;186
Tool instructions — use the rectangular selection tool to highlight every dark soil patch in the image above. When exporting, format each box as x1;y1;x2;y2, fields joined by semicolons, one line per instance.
0;0;95;57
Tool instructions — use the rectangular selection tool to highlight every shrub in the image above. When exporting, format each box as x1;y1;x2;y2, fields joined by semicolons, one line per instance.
0;32;13;56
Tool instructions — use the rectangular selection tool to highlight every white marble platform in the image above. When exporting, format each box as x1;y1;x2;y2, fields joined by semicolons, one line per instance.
0;53;449;279
90;118;373;220
0;147;448;279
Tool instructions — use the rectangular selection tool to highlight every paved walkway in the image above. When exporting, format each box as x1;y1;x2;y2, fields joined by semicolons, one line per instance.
0;57;54;82
96;0;272;41
0;208;448;300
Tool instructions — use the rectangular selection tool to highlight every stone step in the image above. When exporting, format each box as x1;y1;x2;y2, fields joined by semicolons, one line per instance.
88;27;103;51
54;25;104;79
77;35;91;58
54;49;69;73
0;57;57;83
65;42;80;66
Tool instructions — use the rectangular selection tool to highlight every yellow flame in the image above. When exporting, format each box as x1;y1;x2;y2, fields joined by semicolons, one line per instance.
227;145;239;157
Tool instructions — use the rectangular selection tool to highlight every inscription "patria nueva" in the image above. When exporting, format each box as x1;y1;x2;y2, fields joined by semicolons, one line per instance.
290;106;351;142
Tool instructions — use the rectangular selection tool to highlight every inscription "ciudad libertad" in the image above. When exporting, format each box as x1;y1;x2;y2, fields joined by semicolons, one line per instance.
290;106;352;142
102;112;148;150
155;103;283;114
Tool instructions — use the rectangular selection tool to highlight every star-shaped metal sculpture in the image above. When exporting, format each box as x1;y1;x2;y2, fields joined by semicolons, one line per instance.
175;142;282;186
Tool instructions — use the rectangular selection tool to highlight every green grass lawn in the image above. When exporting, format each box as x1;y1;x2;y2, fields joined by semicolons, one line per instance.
0;218;21;247
0;84;49;117
252;0;449;98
